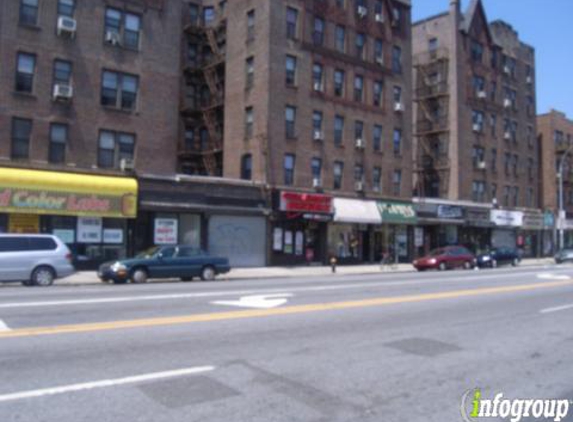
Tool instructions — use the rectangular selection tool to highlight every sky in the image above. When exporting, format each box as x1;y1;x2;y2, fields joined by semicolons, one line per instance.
412;0;573;118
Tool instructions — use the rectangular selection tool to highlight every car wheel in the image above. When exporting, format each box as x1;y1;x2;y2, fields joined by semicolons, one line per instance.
31;266;55;287
131;268;148;284
511;258;519;267
201;266;216;281
438;262;447;271
463;261;472;270
491;259;497;268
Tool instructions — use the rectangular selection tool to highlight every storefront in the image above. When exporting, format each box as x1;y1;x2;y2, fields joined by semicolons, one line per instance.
0;167;137;269
376;200;417;263
329;198;381;264
414;202;465;255
520;210;543;257
136;175;269;267
271;191;333;266
490;209;523;249
543;211;555;256
461;207;493;255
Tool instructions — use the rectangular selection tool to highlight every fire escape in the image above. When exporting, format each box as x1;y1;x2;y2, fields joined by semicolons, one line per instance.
413;48;451;198
180;8;226;176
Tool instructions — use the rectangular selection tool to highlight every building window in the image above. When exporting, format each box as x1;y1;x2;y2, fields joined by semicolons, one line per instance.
512;154;518;176
512;187;519;207
53;60;72;90
241;154;252;180
472;181;486;202
285;106;296;139
98;131;135;169
527;125;534;148
283;154;295;185
355;32;366;59
313;17;325;46
335;25;346;52
245;57;254;90
334;69;345;97
285;55;297;87
491;183;497;202
11;118;32;159
392;46;402;73
374;39;384;63
189;4;200;26
391;6;402;30
504;153;511;175
336;0;346;8
247;10;255;41
491;148;497;173
393;129;402;155
313;63;324;91
355;120;364;141
333;161;344;190
373;125;382;151
286;7;298;40
471;40;483;63
373;167;382;192
472;146;485;168
15;52;36;93
490;81;497;102
245;107;254;139
511;121;518;143
57;0;75;17
490;114;497;137
528;158;534;180
354;75;364;102
503;186;510;206
334;115;344;147
313;111;323;135
429;38;438;53
526;188;534;207
101;70;139;111
393;85;402;106
203;7;215;25
20;0;39;26
354;164;364;184
184;127;195;150
472;110;484;132
392;170;401;196
373;80;383;107
104;8;141;50
311;158;322;184
49;123;67;164
472;75;485;96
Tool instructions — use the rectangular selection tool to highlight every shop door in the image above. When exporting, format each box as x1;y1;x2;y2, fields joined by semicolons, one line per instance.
208;216;266;267
361;231;370;262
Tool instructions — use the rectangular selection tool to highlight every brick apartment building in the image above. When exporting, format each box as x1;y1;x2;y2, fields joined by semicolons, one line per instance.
412;0;548;257
538;109;573;247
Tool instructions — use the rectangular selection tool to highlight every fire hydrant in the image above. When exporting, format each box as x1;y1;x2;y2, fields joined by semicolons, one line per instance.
330;256;337;273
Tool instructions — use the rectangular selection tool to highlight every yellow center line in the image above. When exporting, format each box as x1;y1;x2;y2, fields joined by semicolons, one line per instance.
1;279;571;339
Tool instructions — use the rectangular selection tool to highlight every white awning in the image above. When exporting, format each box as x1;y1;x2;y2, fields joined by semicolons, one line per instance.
333;198;382;224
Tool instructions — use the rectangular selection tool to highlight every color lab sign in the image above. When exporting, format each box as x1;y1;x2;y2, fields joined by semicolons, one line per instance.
0;188;137;218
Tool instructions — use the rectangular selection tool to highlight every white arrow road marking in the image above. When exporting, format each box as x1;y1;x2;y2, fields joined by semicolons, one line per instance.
540;304;573;314
212;293;293;309
0;365;215;403
537;273;570;281
0;319;11;332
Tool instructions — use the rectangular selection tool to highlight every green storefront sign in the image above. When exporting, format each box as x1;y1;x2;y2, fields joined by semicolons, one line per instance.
377;201;417;224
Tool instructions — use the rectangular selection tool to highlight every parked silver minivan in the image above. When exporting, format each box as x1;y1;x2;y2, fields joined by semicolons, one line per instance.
0;234;75;286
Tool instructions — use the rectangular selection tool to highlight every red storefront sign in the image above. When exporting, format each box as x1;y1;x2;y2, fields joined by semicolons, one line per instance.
279;191;333;214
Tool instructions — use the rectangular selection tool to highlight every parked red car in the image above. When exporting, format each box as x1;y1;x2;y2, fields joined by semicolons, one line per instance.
413;246;476;271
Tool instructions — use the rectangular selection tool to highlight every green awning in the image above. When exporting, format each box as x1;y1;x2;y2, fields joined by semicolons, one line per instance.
377;201;417;224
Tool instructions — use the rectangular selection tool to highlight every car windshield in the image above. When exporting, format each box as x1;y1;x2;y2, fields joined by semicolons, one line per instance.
428;248;445;257
135;247;161;259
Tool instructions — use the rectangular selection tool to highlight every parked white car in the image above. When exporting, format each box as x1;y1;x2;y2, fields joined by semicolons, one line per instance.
0;234;75;286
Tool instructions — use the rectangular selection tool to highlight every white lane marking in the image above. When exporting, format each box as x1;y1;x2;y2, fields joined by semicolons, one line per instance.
1;269;571;310
0;319;11;332
537;273;570;281
212;293;293;309
0;365;215;403
540;304;573;314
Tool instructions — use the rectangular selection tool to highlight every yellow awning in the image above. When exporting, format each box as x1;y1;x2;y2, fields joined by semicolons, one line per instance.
0;168;138;218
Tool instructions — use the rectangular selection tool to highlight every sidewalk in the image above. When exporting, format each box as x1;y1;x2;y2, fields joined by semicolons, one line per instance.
57;258;556;286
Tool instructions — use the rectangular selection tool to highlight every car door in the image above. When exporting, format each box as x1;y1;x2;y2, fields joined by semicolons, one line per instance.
444;249;458;268
175;247;203;278
147;247;177;279
0;237;28;281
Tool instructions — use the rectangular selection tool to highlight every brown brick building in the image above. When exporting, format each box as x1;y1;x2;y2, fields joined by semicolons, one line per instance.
412;0;544;256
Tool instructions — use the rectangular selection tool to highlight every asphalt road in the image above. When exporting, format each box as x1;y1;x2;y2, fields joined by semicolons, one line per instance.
0;265;572;422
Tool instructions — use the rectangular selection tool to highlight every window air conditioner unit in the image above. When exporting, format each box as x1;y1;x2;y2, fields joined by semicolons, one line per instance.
53;83;73;100
376;57;384;66
313;81;323;92
105;30;121;46
357;6;367;17
477;91;487;99
504;131;511;140
394;102;404;112
120;158;135;172
472;123;481;132
526;76;532;84
375;13;384;23
313;130;324;141
477;161;486;169
504;99;512;108
355;138;365;149
503;65;511;75
312;178;322;188
57;16;77;37
355;181;365;191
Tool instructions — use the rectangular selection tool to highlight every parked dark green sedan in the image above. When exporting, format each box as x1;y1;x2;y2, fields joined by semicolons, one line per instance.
98;246;231;284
